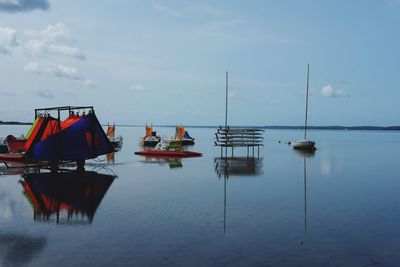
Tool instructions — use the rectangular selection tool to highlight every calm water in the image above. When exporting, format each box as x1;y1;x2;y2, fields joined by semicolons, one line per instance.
0;125;399;267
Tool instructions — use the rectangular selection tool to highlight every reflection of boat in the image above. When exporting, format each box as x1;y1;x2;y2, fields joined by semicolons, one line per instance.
135;141;202;158
214;157;263;177
140;124;161;147
138;156;183;169
106;152;115;164
291;64;316;151
20;170;115;224
106;123;123;150
0;106;114;169
164;125;195;145
293;148;316;158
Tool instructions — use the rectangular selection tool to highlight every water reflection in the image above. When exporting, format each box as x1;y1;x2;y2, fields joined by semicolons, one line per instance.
107;152;115;164
293;148;316;158
303;156;308;233
214;157;264;177
214;157;264;232
293;149;315;234
137;156;183;169
20;170;115;224
0;233;46;267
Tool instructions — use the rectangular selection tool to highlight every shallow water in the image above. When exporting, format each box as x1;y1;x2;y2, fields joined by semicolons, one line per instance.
0;125;399;267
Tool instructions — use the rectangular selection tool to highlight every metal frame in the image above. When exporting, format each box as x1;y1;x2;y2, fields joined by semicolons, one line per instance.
34;106;94;121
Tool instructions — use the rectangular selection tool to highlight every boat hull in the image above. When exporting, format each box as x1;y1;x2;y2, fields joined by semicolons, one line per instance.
141;140;160;147
135;150;202;158
291;140;316;150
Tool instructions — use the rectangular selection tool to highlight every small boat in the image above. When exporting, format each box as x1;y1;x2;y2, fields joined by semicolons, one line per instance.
135;141;202;158
5;134;26;153
106;123;123;150
291;64;316;151
291;140;315;150
140;124;161;147
164;125;195;145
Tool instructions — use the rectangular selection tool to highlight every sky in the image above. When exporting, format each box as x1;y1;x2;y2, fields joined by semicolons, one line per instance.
0;0;399;126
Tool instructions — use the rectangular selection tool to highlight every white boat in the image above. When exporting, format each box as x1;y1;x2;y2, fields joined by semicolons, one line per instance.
291;140;315;150
292;64;316;151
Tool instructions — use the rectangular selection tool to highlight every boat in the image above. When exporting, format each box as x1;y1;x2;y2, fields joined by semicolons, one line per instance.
106;123;123;150
135;141;202;158
140;124;161;147
164;125;195;145
5;134;26;153
0;106;114;169
291;64;316;151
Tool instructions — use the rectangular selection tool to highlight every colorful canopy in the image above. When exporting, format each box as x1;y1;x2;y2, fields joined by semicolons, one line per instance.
25;112;114;161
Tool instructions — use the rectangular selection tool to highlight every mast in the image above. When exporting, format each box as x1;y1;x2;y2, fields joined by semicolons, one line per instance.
225;71;228;128
304;64;310;140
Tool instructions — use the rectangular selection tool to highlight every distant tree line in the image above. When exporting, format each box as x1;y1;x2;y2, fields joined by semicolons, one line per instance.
0;121;32;125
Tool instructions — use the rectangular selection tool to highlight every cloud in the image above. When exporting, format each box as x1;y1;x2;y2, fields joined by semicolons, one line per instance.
0;26;19;54
153;4;180;17
32;89;54;99
321;84;349;98
24;62;97;88
130;84;146;91
83;79;96;88
24;23;86;60
0;0;49;12
24;62;82;80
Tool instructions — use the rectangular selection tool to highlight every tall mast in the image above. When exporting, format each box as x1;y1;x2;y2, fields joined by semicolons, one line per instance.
304;64;310;140
225;71;228;128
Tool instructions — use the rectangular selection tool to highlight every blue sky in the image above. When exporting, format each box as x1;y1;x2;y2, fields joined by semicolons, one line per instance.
0;0;399;126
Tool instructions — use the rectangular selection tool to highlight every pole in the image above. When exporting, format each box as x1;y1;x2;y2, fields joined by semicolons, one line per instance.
304;64;310;140
225;71;228;129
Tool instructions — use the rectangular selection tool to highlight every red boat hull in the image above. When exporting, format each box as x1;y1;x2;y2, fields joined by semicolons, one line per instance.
0;153;30;165
135;150;202;158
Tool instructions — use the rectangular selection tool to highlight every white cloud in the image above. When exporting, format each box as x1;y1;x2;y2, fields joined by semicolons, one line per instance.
24;62;97;88
321;84;349;98
154;4;180;17
83;79;96;88
25;40;85;60
130;84;146;91
24;62;82;80
32;89;54;99
0;26;19;54
24;23;86;60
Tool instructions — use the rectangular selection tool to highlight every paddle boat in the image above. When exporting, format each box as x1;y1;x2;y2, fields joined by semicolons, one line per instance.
106;122;123;150
163;125;195;145
135;141;202;158
140;124;161;147
0;106;114;169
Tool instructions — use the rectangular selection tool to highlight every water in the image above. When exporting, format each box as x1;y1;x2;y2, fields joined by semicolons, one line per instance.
0;125;399;267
